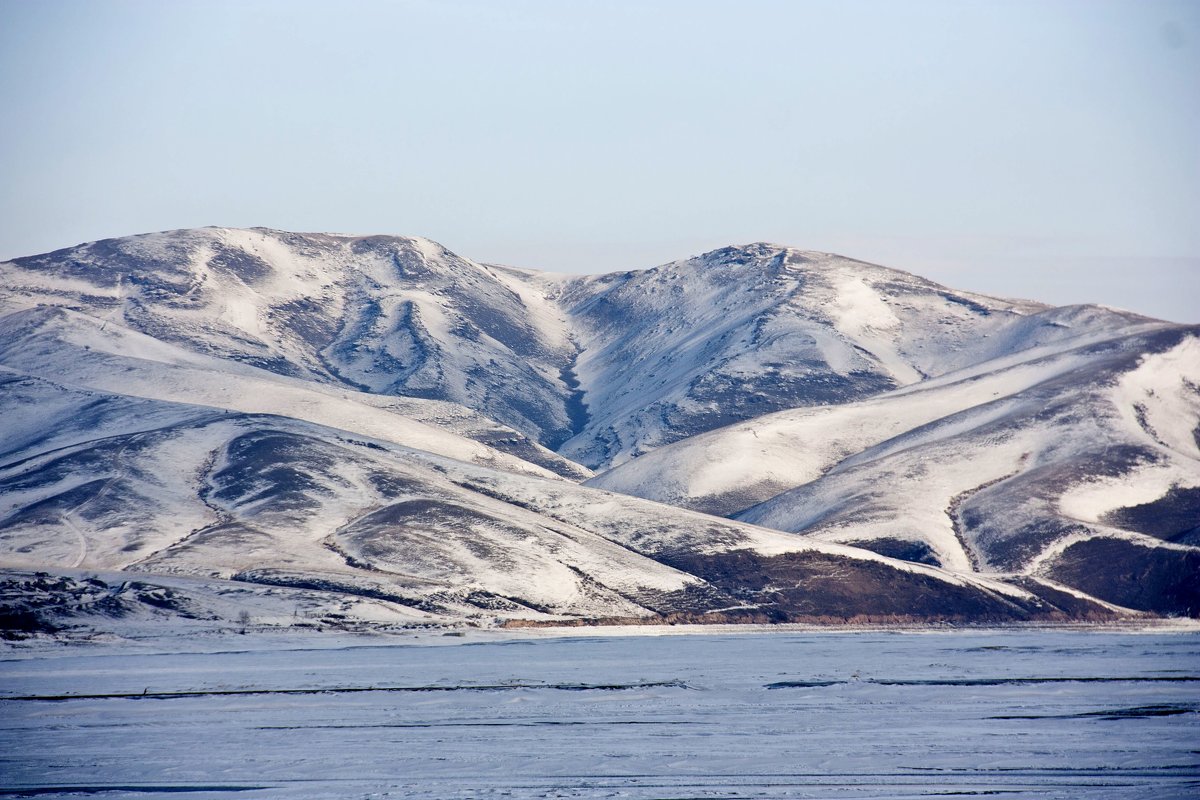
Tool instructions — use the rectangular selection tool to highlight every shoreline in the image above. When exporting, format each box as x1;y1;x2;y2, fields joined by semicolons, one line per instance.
4;616;1198;660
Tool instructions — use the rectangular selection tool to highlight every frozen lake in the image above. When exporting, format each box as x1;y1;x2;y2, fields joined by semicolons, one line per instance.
1;629;1198;798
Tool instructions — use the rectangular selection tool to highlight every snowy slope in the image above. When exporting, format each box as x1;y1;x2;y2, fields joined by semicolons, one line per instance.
727;328;1200;614
591;317;1199;615
1;227;1193;629
552;246;1153;468
0;370;1108;628
0;372;685;620
590;311;1180;516
0;305;590;481
4;231;1152;471
1;228;584;447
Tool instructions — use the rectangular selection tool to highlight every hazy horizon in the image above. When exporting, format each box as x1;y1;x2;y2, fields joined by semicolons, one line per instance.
2;0;1197;321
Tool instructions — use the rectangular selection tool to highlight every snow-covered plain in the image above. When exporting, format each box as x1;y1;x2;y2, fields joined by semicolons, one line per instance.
1;629;1197;799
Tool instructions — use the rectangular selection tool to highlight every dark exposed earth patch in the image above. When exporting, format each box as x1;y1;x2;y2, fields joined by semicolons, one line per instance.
1103;485;1200;545
656;549;1106;623
849;538;942;567
1047;537;1200;617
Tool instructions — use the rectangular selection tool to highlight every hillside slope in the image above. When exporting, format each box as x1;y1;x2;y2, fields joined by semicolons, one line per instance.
2;228;584;447
594;323;1200;615
6;229;1152;471
1;227;1194;632
0;371;1096;629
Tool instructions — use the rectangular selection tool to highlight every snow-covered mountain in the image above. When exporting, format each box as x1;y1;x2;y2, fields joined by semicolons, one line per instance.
6;229;1141;470
1;227;1196;635
3;228;586;448
556;244;1053;468
594;322;1200;616
2;368;1076;630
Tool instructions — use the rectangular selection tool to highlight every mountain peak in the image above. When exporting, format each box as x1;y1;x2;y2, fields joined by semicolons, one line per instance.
695;242;790;265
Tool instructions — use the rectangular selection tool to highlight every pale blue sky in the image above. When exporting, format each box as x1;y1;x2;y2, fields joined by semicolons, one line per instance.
2;0;1197;321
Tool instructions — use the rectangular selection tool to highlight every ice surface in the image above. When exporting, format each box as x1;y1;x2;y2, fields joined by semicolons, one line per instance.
1;630;1197;799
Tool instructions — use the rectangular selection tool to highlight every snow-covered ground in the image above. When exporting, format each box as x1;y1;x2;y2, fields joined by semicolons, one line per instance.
1;629;1197;799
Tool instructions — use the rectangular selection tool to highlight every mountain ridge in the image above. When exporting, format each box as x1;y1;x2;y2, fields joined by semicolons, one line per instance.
2;226;1196;637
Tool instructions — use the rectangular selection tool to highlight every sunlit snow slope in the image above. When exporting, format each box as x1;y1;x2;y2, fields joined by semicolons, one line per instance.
1;227;1195;632
594;316;1200;616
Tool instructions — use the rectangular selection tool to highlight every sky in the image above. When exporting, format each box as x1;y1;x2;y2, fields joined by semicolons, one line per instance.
1;0;1197;321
